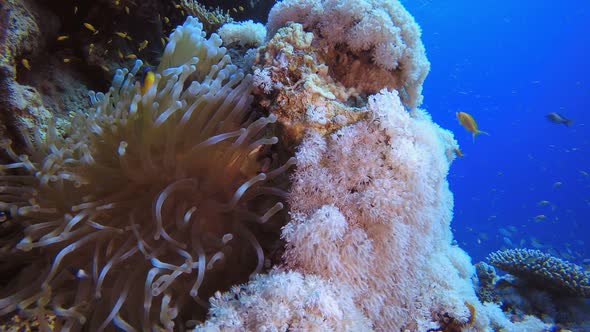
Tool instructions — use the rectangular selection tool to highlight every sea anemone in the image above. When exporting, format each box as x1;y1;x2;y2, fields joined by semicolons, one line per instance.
0;17;294;330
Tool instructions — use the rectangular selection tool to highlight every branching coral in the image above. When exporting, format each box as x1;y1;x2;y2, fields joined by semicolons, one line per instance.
487;248;590;298
0;16;294;330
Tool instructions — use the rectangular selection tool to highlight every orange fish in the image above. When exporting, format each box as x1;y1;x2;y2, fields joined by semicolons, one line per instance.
456;112;488;142
141;70;155;95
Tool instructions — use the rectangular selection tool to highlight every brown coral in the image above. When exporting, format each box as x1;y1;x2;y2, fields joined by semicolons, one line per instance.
487;248;590;298
179;0;234;33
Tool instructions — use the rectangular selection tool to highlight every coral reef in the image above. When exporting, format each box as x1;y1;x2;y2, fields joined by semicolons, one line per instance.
217;20;266;48
279;90;480;331
427;301;476;332
197;270;372;331
0;16;292;329
0;0;60;146
0;0;192;149
475;262;500;303
253;23;370;144
475;258;590;331
196;0;275;23
0;312;56;331
266;0;430;109
488;248;590;298
1;0;578;331
179;0;234;33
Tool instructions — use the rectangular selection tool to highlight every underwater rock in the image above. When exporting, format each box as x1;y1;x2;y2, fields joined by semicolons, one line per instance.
252;23;370;145
0;0;59;65
0;0;58;148
475;262;500;303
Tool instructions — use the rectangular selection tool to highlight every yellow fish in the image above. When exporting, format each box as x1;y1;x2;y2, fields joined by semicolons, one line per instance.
138;40;149;51
114;31;128;39
456;112;489;142
141;70;155;95
21;58;31;70
83;22;98;35
453;148;464;157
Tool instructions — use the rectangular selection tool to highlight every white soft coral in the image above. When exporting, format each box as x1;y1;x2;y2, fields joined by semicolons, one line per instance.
282;89;477;330
267;0;430;108
196;270;372;331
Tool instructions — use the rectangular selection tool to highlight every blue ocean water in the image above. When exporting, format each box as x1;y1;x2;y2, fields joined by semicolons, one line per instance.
404;0;590;265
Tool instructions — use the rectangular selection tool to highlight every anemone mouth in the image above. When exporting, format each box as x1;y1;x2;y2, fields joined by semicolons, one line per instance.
0;56;295;329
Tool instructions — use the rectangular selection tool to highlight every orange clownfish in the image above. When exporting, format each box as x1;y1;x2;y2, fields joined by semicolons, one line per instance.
141;69;155;95
456;112;488;142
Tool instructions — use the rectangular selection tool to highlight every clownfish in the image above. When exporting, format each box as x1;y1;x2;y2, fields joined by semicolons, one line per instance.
141;68;155;95
0;210;11;223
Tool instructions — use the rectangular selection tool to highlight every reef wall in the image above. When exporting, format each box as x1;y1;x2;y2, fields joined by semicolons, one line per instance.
0;0;555;331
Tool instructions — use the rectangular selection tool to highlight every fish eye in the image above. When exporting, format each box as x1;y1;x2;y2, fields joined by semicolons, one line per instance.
140;66;153;79
0;210;11;223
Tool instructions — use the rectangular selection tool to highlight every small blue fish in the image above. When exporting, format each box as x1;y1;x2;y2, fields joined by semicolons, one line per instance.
546;112;573;126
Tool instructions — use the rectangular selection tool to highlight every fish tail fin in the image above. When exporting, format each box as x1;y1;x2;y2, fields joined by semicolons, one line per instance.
478;130;490;136
473;130;489;142
564;119;574;127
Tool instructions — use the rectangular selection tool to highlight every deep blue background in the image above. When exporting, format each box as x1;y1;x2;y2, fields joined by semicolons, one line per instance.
403;0;590;264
